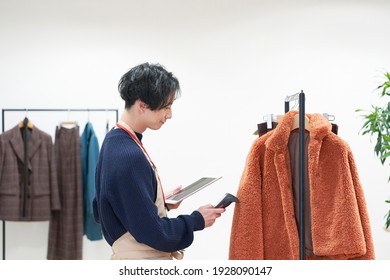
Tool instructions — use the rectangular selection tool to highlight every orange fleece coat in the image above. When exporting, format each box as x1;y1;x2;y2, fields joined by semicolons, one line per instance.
229;111;375;260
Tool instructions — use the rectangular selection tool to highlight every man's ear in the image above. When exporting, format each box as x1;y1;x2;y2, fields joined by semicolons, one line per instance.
137;100;148;112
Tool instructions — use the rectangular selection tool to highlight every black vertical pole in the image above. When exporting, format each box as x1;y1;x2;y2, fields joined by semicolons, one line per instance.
2;109;5;260
299;91;305;260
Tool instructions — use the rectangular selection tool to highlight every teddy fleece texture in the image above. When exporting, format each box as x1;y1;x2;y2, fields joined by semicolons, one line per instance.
229;111;375;260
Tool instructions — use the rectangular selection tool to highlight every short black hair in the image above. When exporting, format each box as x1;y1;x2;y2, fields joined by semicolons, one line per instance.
118;62;181;110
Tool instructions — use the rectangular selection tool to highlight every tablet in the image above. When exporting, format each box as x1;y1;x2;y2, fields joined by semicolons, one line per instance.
165;176;222;204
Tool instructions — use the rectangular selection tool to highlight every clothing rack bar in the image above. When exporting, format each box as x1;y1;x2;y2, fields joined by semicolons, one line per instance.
2;108;119;122
298;91;305;260
1;108;119;260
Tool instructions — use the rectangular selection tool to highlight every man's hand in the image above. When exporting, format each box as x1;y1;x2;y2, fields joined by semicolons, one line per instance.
165;185;183;210
165;185;183;198
197;204;225;228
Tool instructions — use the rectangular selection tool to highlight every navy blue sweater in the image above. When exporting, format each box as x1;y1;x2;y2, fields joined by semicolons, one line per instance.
93;128;205;252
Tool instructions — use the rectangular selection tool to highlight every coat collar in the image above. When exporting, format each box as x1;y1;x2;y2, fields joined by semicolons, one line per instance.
81;122;94;140
9;125;42;170
266;110;332;153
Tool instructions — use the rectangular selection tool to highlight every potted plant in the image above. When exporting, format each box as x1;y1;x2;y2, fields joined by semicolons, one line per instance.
356;71;390;230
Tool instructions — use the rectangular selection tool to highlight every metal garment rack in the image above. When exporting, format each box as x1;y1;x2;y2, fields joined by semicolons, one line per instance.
285;91;306;260
1;108;119;260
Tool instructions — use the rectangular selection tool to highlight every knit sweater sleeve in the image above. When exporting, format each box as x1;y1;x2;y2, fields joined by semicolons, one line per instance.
95;130;204;252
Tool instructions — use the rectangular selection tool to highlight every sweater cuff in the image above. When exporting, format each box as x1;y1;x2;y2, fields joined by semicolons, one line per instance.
191;210;205;231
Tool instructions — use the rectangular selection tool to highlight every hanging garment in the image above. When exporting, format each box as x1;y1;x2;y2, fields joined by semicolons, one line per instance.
47;126;83;260
0;125;60;221
80;122;102;241
229;111;375;260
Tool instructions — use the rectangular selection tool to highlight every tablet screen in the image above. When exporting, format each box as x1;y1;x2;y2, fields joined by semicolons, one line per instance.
165;176;222;204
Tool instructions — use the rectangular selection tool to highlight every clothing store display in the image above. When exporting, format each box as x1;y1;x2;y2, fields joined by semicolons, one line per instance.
229;110;375;260
47;126;83;260
1;108;118;260
93;121;204;257
0;125;60;221
80;122;102;241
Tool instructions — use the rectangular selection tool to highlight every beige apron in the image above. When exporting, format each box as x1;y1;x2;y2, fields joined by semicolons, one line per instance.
110;121;184;260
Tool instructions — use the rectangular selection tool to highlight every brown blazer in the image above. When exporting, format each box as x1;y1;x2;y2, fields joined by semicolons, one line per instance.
229;111;375;260
0;125;60;221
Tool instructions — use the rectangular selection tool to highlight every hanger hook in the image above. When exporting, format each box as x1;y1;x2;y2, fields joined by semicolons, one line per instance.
291;99;299;110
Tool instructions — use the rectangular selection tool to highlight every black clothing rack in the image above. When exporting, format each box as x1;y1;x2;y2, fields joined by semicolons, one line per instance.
298;92;306;260
1;108;119;260
285;91;306;260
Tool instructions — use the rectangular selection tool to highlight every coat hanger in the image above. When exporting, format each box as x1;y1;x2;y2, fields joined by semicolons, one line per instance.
255;113;311;134
18;117;34;129
59;109;78;128
254;114;284;136
291;113;338;133
291;114;310;131
254;93;300;136
286;94;310;131
59;117;78;128
18;111;34;129
323;113;338;135
60;121;78;127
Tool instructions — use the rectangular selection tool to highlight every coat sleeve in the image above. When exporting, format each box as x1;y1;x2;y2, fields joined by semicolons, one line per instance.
86;134;99;216
229;139;264;259
347;149;375;260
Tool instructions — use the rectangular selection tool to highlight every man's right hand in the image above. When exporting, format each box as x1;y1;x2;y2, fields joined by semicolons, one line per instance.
197;204;225;228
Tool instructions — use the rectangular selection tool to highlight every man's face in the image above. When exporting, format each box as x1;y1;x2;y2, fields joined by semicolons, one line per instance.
144;102;173;130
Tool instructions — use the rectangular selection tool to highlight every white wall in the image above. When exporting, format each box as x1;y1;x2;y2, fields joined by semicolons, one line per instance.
0;0;389;260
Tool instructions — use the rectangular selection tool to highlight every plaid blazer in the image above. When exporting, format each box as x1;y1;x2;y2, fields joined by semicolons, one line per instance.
0;125;60;221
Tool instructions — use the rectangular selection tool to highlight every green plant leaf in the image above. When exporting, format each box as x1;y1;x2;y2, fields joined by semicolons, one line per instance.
357;70;390;229
380;153;390;162
386;210;390;229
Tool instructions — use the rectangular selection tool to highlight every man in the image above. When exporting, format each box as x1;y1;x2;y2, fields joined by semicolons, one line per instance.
93;62;225;260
